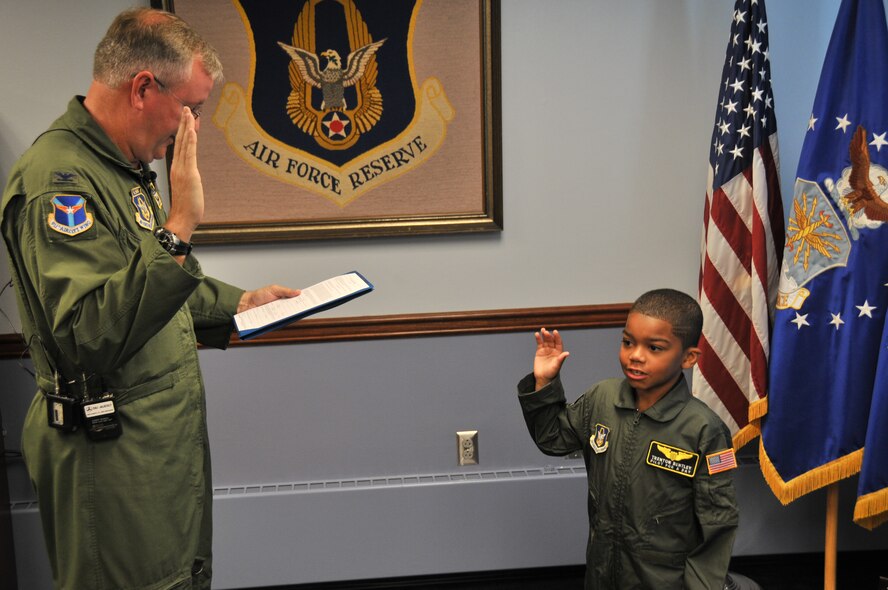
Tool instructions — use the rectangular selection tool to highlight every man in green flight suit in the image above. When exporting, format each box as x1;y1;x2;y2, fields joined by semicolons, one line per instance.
1;8;300;590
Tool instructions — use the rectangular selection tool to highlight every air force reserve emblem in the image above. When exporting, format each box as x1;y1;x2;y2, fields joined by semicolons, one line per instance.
214;0;454;207
47;194;94;237
131;187;155;231
589;423;610;454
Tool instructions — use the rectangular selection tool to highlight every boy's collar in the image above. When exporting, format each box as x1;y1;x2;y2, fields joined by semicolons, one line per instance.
616;374;692;422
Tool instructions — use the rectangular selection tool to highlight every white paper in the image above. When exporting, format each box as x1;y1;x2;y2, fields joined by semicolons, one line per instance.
234;272;370;332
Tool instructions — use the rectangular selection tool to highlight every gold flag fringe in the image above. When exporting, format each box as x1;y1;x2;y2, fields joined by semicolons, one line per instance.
748;396;768;421
749;396;886;530
759;444;863;506
853;487;888;530
732;422;759;451
731;397;769;451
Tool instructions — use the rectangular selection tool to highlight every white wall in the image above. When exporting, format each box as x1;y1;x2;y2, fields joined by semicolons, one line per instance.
3;1;888;589
1;0;734;320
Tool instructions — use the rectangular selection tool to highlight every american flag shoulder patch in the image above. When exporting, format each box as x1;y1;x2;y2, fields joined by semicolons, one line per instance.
706;448;737;475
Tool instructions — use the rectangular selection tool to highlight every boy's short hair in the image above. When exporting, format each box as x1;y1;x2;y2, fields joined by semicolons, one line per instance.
630;289;703;350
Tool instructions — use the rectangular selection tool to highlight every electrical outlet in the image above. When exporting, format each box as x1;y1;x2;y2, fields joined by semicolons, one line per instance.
457;430;478;466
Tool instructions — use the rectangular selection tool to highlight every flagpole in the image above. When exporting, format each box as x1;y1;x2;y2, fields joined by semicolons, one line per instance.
824;483;838;590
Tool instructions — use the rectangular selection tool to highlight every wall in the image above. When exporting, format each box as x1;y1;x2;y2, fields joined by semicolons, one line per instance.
2;1;888;589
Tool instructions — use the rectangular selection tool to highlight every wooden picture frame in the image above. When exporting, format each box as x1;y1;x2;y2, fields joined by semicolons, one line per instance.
153;0;501;243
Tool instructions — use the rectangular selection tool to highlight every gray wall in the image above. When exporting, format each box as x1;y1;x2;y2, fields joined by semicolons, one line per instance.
2;1;888;589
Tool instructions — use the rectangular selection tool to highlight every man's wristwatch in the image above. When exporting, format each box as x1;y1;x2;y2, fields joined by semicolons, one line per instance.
153;226;192;256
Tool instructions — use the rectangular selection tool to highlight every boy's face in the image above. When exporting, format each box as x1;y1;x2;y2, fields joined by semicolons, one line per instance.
619;312;700;401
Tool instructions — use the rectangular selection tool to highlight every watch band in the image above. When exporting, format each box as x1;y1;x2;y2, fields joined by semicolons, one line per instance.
153;227;192;256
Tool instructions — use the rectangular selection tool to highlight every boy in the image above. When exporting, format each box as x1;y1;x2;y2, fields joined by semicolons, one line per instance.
517;289;738;589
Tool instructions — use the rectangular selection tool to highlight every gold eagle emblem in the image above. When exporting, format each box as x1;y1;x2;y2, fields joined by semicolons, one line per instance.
278;39;385;112
276;0;385;150
657;444;694;462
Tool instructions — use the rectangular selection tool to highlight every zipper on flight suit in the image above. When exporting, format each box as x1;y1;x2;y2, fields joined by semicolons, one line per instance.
610;409;643;585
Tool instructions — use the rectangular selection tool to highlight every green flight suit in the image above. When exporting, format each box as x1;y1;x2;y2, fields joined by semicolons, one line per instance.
1;97;244;590
518;373;739;590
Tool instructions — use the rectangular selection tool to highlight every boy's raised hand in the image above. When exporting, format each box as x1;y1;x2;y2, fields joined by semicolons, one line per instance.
533;328;570;390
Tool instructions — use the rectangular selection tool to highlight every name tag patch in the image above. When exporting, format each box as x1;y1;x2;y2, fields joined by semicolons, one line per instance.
646;441;699;478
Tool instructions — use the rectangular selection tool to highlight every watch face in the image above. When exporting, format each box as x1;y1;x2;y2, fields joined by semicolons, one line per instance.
155;228;190;255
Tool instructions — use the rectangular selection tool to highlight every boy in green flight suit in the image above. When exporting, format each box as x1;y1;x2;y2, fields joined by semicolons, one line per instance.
518;289;739;589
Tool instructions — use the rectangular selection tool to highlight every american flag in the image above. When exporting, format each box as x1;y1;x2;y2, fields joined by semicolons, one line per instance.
692;0;784;449
707;449;738;475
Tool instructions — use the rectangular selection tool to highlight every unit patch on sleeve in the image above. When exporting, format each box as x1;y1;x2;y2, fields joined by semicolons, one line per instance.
47;194;94;236
646;441;699;477
706;448;738;475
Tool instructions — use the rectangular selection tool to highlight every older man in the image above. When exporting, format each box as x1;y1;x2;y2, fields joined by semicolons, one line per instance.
1;8;298;589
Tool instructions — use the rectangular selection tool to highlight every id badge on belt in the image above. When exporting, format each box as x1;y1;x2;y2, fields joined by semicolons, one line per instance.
81;393;122;440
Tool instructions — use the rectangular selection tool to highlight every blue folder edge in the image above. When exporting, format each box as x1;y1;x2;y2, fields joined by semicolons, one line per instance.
236;271;374;341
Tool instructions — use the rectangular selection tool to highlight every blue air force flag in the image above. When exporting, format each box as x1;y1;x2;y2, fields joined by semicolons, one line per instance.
761;0;888;529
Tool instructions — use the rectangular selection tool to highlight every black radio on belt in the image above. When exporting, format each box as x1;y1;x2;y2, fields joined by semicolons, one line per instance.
45;374;79;433
45;373;122;440
44;378;80;432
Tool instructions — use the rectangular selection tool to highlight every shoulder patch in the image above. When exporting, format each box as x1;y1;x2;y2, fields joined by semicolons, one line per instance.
646;441;699;477
47;194;94;236
706;448;737;475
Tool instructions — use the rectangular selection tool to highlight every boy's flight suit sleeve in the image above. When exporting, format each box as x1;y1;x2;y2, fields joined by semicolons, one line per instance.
683;425;740;590
517;373;587;456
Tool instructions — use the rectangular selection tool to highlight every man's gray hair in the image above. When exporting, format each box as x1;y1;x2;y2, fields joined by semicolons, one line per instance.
93;7;222;88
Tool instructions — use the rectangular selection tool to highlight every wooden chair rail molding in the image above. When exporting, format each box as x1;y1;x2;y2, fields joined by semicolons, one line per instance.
0;303;631;359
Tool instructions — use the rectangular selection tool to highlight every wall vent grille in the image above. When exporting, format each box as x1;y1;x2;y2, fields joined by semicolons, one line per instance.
212;465;586;497
9;465;586;510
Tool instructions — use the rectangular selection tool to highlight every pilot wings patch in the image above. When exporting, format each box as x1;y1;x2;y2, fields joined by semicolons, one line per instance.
646;441;699;478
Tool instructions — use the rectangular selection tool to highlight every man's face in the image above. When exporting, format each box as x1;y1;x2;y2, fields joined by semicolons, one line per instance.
135;57;213;163
619;312;695;400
